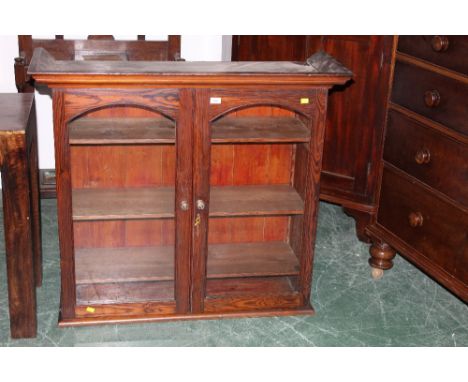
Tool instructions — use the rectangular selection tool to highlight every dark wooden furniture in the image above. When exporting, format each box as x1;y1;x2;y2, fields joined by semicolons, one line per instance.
366;36;468;301
0;93;42;338
232;36;396;242
29;48;351;325
14;35;182;198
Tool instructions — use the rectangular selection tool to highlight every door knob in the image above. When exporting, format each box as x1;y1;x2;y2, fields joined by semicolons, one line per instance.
180;200;189;211
196;199;206;210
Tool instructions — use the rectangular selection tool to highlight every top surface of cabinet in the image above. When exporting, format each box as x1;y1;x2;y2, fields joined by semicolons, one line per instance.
28;48;352;87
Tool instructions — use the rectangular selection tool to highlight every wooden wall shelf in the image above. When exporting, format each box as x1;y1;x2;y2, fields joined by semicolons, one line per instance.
29;48;351;325
72;185;304;221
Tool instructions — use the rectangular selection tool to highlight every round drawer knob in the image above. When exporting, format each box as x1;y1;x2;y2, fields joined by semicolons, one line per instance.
431;36;449;52
408;212;424;228
424;89;441;108
415;148;431;164
180;200;189;211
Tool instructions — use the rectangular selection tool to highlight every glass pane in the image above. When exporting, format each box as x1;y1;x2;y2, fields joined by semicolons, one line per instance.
206;107;308;300
69;106;176;306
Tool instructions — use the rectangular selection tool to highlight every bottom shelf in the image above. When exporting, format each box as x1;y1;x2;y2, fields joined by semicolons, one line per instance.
75;241;300;304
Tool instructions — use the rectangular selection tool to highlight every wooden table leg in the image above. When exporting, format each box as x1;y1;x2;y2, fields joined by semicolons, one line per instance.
1;132;37;338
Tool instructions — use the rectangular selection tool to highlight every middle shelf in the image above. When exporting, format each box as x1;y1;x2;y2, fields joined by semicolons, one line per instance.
72;184;304;221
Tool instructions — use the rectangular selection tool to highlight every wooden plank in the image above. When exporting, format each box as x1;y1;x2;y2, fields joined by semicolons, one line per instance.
75;246;174;284
212;116;309;143
72;187;174;220
77;280;174;305
75;241;299;286
206;276;297;297
72;185;304;221
207;242;300;278
69;116;308;144
210;185;304;217
203;293;304;314
69;117;175;144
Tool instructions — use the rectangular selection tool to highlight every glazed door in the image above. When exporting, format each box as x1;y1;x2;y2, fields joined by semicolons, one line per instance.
190;88;326;314
57;88;192;320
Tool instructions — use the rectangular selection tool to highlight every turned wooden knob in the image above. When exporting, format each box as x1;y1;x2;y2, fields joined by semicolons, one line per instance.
431;36;449;52
408;212;424;227
415;148;431;164
424;89;441;108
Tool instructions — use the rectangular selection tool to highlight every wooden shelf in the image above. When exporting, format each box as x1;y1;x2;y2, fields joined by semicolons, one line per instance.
210;185;304;216
77;280;174;305
75;241;299;286
72;187;174;221
69;118;175;145
75;246;174;285
207;242;300;278
72;185;303;221
212;116;309;143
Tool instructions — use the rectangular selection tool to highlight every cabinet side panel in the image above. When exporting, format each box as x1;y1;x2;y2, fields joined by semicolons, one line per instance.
55;90;76;319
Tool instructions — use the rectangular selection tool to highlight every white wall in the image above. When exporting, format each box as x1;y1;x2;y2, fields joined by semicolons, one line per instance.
0;35;230;170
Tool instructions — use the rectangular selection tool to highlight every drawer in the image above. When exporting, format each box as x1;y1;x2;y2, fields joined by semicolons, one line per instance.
392;61;467;136
378;166;468;283
398;36;468;75
384;110;468;206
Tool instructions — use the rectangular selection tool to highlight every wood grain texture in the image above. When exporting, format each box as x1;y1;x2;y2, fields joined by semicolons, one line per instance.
206;276;297;297
384;109;468;206
368;36;468;301
203;293;303;314
74;241;299;287
69;117;175;144
174;88;193;313
77;280;174;305
62;305;313;326
297;89;329;304
70;145;175;189
378;165;467;284
392;60;468;136
398;36;468;76
75;301;177;318
37;57;346;322
64;89;180;122
0;131;37;338
232;36;395;224
72;185;303;220
26;102;43;287
211;116;309;143
53;90;76;319
191;89;211;313
75;246;174;284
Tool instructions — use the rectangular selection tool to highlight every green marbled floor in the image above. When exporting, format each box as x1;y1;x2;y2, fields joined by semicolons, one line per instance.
0;199;466;346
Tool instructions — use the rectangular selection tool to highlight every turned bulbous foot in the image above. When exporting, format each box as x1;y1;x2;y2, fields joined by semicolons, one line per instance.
368;241;396;279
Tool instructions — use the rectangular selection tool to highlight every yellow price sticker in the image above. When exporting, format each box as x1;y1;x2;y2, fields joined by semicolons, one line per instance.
86;306;96;313
300;98;309;104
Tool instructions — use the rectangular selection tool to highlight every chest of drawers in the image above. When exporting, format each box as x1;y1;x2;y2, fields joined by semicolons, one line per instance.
366;36;468;301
